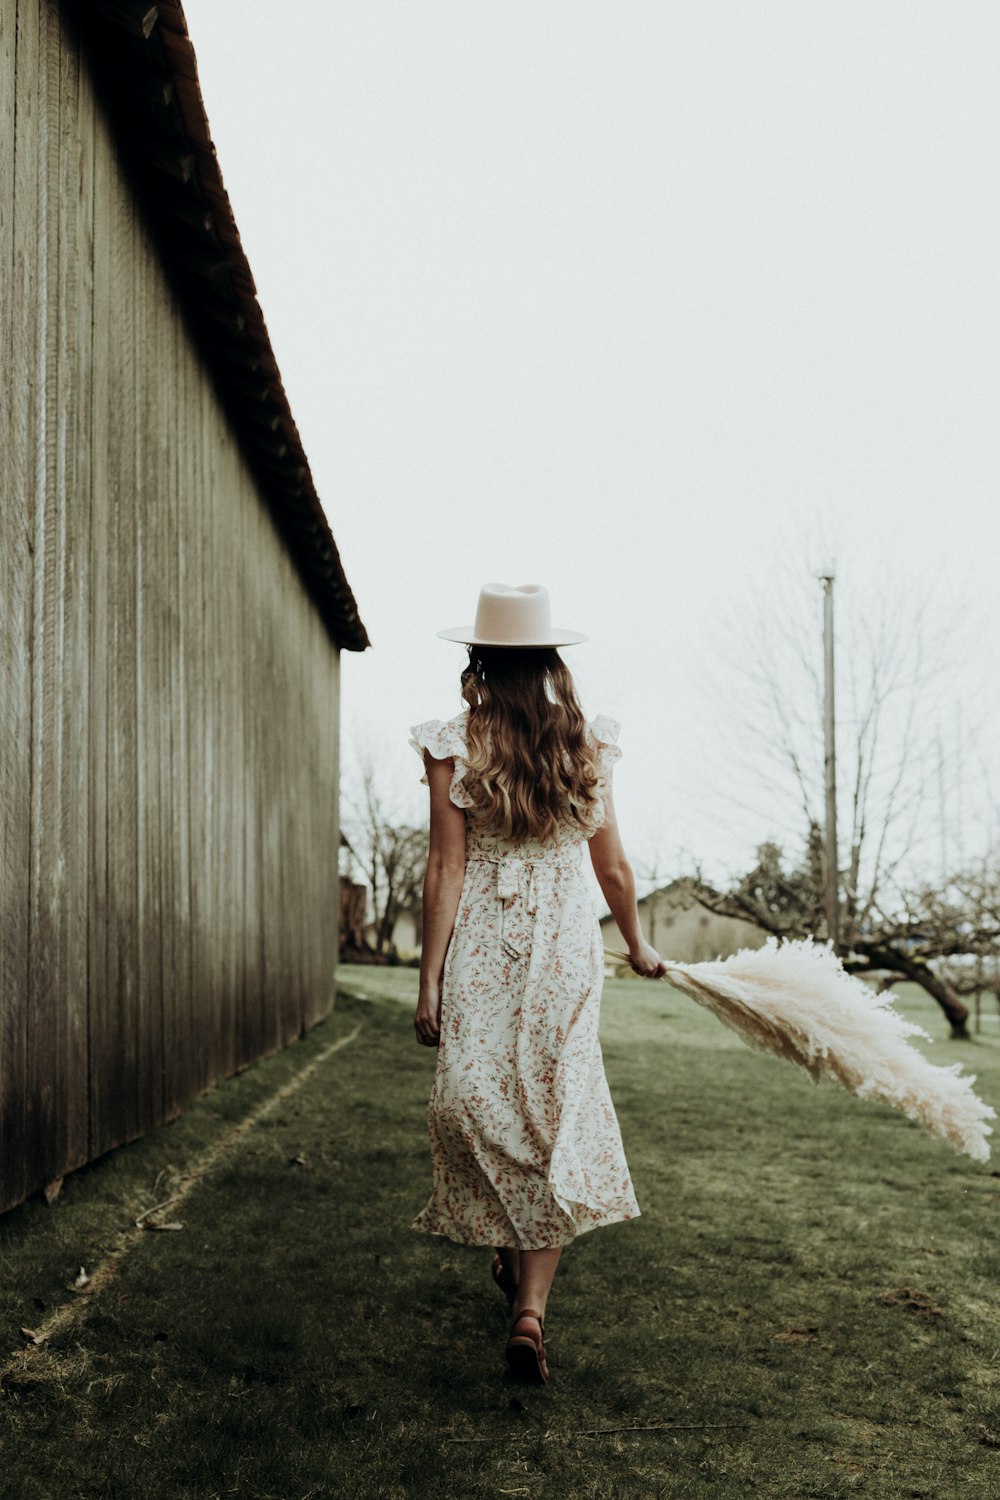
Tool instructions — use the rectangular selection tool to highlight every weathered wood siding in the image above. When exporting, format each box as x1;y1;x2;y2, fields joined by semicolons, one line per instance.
0;0;341;1213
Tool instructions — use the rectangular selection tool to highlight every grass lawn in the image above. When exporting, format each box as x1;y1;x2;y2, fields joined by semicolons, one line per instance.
2;964;1000;1499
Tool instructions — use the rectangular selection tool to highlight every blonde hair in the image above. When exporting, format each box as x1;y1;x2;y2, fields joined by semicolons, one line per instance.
460;647;604;842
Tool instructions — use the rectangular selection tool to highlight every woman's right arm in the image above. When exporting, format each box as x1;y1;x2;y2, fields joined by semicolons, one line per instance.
587;785;667;978
414;753;467;1046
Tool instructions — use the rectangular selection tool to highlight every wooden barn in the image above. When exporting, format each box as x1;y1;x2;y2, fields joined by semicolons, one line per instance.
0;0;368;1214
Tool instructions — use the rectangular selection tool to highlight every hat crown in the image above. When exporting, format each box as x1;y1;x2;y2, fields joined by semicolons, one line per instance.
436;581;586;646
473;583;552;646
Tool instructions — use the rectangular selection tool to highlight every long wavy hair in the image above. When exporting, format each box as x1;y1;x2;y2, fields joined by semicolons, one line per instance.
460;646;604;842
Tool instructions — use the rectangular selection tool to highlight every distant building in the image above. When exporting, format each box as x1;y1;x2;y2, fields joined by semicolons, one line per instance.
600;879;767;966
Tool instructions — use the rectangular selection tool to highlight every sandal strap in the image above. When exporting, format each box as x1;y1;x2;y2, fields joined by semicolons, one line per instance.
511;1308;545;1332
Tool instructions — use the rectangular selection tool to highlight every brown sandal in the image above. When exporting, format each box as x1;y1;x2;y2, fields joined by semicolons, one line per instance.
491;1250;518;1309
506;1308;549;1384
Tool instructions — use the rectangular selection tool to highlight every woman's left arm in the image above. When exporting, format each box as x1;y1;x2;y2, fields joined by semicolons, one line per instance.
414;753;467;1047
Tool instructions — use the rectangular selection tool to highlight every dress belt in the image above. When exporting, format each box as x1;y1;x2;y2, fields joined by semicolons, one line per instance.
466;850;580;960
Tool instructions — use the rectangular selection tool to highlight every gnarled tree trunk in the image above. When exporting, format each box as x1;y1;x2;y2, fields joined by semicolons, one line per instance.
857;946;970;1039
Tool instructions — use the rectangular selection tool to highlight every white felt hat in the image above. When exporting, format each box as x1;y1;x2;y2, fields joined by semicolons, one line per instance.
437;583;586;647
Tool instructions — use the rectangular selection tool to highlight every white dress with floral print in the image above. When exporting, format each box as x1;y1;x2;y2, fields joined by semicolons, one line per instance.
408;711;640;1250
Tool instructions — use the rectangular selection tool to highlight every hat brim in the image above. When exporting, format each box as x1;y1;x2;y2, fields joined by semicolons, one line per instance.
436;627;587;647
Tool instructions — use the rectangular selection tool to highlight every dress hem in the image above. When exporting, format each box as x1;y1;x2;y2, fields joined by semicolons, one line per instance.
409;1208;640;1251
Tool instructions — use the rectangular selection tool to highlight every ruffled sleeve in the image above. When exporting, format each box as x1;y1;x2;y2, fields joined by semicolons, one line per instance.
408;715;475;810
589;713;623;780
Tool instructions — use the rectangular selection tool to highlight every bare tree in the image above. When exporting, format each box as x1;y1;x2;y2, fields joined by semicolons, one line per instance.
343;750;428;958
689;841;1000;1037
691;556;999;1036
884;861;1000;1005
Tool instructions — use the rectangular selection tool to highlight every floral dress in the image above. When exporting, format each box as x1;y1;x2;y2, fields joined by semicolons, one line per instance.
408;710;640;1250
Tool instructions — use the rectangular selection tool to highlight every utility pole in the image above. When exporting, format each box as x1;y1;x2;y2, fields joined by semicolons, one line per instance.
955;701;965;872
935;723;947;883
816;561;839;953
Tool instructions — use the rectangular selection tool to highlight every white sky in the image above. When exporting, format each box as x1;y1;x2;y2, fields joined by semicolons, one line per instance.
181;0;999;892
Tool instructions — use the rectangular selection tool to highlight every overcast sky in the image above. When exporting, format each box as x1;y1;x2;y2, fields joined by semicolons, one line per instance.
181;0;999;891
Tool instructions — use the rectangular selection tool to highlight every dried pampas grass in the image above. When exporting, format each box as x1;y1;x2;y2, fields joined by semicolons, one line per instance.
607;936;995;1162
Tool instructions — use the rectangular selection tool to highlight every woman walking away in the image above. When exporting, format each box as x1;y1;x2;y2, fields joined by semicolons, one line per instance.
409;582;666;1383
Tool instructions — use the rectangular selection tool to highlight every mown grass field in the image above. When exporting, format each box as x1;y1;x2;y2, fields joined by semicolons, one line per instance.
2;964;1000;1499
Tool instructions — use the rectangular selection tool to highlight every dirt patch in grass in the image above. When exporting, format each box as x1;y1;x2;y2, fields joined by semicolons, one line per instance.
1;970;999;1498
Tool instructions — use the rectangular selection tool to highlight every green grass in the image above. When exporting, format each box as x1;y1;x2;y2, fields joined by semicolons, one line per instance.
2;967;1000;1498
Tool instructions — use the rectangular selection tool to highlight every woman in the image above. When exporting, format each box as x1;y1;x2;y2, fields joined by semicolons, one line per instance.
409;582;666;1383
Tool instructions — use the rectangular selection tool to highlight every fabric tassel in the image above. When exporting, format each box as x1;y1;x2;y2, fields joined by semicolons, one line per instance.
606;936;995;1162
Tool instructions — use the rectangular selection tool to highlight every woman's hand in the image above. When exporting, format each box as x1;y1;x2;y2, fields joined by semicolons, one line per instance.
588;793;669;982
628;940;669;979
414;986;442;1047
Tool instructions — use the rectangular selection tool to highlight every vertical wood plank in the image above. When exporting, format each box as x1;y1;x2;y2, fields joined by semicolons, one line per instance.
72;2;96;1170
306;630;339;1032
230;429;248;1074
170;313;193;1100
287;623;307;1038
133;203;163;1135
263;510;285;1055
87;32;111;1168
207;388;227;1089
91;122;140;1156
331;639;343;1020
50;2;91;1174
237;456;257;1072
184;341;203;1092
155;229;171;1123
160;297;176;1112
215;414;237;1084
260;499;279;1060
252;504;268;1062
303;606;339;1034
220;423;239;1081
0;0;34;1212
24;0;63;1195
157;277;179;1119
115;150;139;1147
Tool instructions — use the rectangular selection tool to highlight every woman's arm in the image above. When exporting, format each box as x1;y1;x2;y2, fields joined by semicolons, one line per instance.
587;784;667;978
414;753;467;1046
